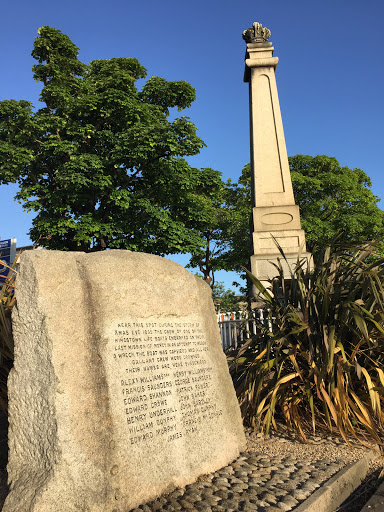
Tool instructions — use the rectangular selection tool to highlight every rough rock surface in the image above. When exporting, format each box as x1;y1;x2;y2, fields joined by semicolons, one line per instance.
4;250;245;512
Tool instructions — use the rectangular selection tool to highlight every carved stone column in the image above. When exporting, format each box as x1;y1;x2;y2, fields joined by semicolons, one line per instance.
243;22;311;282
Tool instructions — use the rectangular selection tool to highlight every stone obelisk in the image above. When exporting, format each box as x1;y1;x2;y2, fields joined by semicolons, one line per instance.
243;22;311;282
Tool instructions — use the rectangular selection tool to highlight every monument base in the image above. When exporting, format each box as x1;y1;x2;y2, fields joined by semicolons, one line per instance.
252;229;308;257
250;251;313;282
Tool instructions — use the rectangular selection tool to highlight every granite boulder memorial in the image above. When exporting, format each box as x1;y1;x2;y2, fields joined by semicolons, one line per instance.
4;250;246;512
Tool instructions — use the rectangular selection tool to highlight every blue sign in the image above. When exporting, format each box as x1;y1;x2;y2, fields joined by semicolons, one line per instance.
0;238;16;276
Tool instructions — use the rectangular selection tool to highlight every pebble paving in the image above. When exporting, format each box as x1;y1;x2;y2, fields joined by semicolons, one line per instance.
128;429;367;512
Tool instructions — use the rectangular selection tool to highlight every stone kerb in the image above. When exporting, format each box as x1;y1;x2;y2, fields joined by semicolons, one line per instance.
4;250;246;512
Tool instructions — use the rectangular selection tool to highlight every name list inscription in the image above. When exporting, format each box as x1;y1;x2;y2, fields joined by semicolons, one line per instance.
111;318;223;445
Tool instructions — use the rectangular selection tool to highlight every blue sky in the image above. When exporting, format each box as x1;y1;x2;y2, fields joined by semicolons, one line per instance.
1;0;383;290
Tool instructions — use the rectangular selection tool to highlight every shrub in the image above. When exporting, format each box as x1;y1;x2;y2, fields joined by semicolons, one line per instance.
229;242;384;449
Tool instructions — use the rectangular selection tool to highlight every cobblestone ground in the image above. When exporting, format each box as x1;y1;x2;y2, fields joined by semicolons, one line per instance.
129;428;383;512
130;453;344;512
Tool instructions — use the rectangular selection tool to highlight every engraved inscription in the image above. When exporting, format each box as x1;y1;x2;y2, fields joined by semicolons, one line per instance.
110;318;222;445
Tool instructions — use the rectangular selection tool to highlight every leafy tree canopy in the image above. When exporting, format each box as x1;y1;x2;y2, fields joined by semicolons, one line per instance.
212;155;384;275
186;174;230;286
290;154;384;251
187;169;251;286
0;26;220;254
211;281;242;312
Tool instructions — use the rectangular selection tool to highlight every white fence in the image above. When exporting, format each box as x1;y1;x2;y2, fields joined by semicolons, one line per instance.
216;309;272;351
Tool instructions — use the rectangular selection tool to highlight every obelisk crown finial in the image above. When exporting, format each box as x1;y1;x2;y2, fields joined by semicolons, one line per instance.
242;22;271;43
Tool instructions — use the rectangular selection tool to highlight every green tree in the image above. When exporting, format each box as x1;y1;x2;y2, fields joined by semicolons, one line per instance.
211;281;241;312
187;169;251;286
221;165;251;272
222;156;384;272
186;171;232;286
290;154;384;251
0;26;218;254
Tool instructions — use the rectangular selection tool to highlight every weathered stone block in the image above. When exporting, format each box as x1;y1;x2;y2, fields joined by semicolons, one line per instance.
4;250;245;512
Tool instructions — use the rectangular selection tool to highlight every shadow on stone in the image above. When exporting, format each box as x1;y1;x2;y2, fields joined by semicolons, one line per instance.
0;410;9;508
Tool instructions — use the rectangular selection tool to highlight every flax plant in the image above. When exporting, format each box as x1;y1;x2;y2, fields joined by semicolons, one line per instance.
0;256;18;412
229;242;384;449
